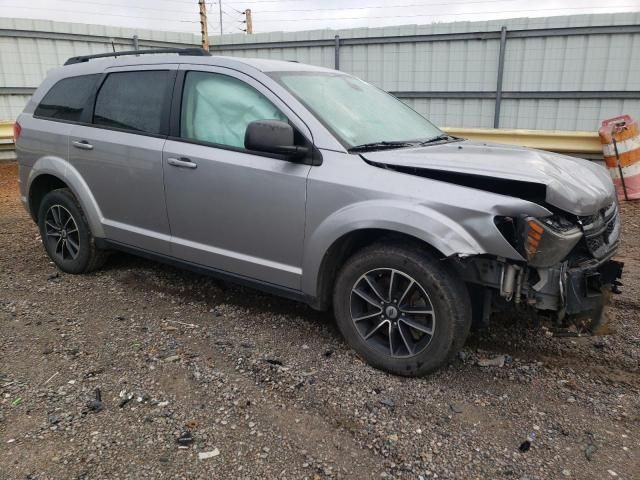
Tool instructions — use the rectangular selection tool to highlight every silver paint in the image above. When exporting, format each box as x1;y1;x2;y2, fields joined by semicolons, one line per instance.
16;54;616;305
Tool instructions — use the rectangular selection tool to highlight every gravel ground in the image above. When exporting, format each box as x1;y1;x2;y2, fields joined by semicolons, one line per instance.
0;161;638;480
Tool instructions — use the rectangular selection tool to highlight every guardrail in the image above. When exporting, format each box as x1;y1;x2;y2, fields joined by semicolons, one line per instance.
0;121;15;160
442;127;602;155
0;122;603;160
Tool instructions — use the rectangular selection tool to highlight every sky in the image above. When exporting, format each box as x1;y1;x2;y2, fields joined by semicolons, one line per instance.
0;0;639;35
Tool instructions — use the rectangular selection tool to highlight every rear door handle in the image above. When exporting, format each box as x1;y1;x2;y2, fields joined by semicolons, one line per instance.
72;140;93;150
167;157;197;169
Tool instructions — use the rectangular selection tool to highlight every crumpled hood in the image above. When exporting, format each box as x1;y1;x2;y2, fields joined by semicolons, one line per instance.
361;140;615;216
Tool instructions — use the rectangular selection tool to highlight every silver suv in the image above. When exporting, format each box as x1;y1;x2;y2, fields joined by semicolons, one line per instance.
15;48;623;376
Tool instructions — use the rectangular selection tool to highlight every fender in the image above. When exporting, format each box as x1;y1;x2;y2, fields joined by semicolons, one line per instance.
301;199;488;298
28;155;106;238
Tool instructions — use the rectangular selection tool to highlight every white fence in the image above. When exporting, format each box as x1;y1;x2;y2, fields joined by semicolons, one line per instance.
1;13;639;130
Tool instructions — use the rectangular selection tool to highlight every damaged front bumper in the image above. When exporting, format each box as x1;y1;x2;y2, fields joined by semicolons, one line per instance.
532;257;624;330
451;197;624;332
456;255;624;331
567;259;623;332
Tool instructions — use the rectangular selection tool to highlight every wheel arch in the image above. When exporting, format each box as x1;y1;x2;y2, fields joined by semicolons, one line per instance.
27;157;105;238
309;228;451;311
28;174;67;222
302;201;486;310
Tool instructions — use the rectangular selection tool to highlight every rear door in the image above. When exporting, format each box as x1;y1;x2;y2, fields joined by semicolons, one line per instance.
68;65;176;254
162;66;313;289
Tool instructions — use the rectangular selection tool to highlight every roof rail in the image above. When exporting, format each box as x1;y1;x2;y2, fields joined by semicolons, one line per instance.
64;47;211;66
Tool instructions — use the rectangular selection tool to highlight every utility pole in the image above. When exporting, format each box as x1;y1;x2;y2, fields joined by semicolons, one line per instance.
218;1;223;35
245;9;253;34
198;0;209;51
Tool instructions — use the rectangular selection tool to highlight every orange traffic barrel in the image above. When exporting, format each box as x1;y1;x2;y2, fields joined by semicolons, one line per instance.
599;115;640;201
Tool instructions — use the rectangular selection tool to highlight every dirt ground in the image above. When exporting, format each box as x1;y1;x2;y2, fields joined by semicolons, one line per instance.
0;161;638;480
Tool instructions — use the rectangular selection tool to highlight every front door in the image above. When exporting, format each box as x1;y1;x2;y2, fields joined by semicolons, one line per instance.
162;67;312;290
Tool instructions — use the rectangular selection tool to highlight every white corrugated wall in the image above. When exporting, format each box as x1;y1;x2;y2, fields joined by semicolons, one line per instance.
0;17;199;119
1;13;639;130
213;13;640;130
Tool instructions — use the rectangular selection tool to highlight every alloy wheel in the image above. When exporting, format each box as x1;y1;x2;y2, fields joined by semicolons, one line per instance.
350;268;436;358
44;204;80;261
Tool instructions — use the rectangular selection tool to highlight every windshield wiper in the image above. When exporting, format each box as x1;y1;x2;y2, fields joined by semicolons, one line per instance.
348;140;417;152
419;134;461;145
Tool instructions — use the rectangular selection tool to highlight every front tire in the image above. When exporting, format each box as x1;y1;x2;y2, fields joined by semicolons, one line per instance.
37;188;105;274
333;243;471;376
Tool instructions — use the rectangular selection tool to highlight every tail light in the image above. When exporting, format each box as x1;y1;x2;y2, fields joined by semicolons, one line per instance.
13;121;22;143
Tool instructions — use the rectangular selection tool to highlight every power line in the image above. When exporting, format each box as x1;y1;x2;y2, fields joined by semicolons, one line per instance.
45;0;196;15
222;0;530;4
252;5;639;22
3;4;199;23
4;0;636;34
221;8;241;20
234;0;562;14
225;4;247;14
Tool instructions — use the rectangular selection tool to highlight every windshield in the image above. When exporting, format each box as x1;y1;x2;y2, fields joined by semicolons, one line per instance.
270;71;442;149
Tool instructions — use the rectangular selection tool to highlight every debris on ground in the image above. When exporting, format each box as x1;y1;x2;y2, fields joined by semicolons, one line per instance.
519;432;536;452
118;390;134;408
263;358;283;366
197;449;220;460
86;388;103;413
477;354;508;367
176;431;194;447
585;443;597;461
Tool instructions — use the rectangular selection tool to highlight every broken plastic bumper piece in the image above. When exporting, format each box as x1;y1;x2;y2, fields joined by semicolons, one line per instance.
564;259;624;331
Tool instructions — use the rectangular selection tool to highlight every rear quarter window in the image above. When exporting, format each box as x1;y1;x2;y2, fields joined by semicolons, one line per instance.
34;74;99;122
93;70;171;135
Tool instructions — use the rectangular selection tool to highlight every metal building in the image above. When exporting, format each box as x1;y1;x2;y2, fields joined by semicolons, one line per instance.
0;17;199;120
1;13;639;131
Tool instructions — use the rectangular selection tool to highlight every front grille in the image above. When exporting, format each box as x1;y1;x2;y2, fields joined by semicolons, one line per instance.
579;202;620;260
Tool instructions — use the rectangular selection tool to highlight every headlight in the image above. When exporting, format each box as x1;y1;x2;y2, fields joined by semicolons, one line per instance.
524;217;582;267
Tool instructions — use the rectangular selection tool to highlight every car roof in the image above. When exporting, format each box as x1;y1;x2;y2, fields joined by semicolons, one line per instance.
53;54;338;79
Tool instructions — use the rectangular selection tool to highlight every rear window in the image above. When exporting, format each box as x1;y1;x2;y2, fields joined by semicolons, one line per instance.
93;71;171;135
34;74;99;122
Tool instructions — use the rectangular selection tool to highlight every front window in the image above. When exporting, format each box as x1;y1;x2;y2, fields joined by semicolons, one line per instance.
181;71;287;149
270;71;442;149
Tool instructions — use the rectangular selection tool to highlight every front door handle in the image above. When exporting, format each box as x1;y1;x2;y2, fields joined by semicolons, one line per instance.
72;140;93;150
167;157;197;169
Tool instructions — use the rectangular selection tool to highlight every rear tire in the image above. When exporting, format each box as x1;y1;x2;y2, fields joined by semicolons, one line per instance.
37;188;106;274
333;243;471;377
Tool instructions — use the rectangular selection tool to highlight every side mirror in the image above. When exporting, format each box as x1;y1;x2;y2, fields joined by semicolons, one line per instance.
244;119;309;159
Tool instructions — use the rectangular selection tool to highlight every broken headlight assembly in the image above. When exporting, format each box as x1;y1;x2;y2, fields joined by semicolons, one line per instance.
495;215;583;268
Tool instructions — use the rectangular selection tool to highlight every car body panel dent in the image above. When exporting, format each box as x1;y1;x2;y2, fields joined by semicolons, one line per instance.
301;151;551;297
361;140;616;216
